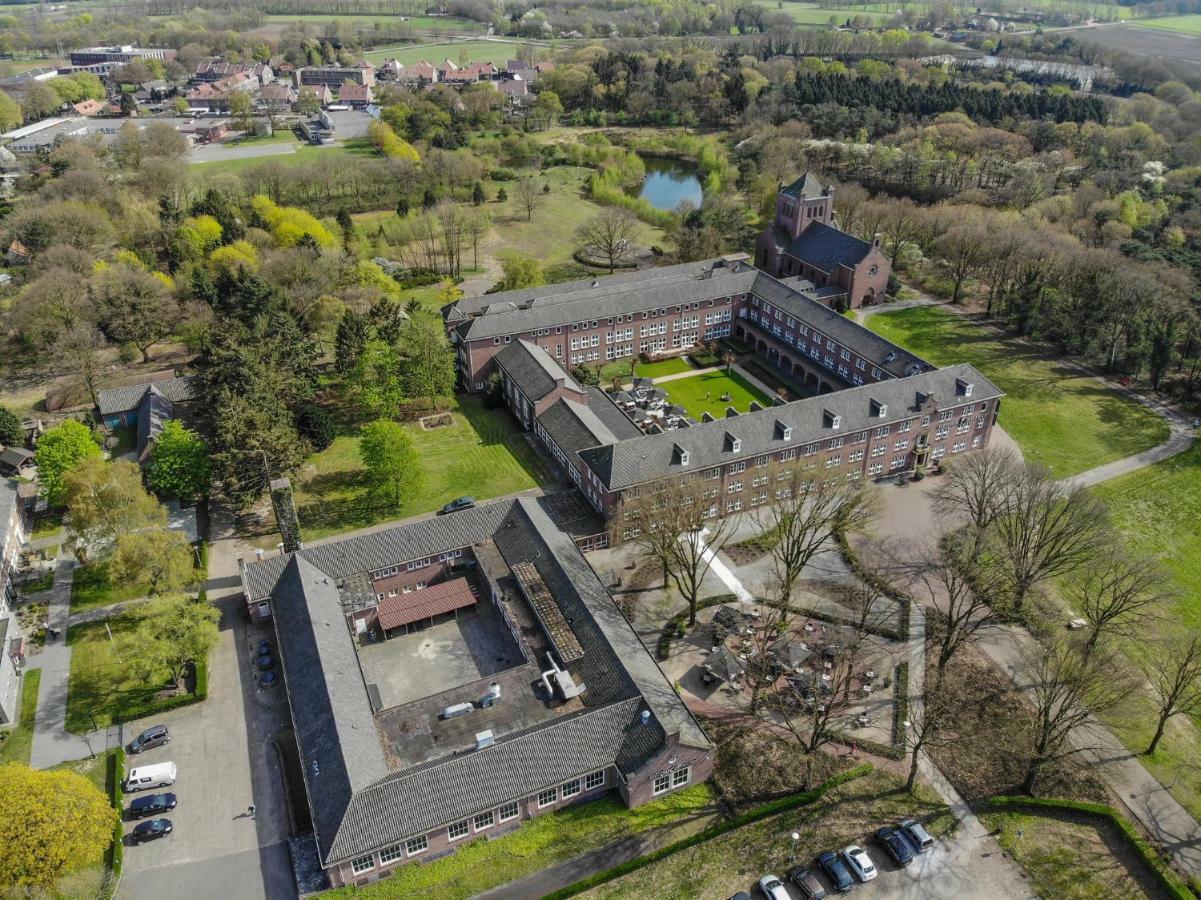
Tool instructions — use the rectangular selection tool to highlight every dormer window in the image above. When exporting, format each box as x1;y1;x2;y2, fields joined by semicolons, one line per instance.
870;400;887;418
824;410;841;430
776;421;792;441
956;378;974;397
674;444;690;467
724;432;741;453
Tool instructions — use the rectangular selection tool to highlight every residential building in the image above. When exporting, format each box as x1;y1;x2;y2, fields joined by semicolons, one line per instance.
294;62;375;89
492;340;590;428
68;45;174;67
259;83;298;113
755;173;891;309
96;375;198;461
193;60;273;85
185;72;257;112
241;492;713;888
0;480;27;607
337;83;374;108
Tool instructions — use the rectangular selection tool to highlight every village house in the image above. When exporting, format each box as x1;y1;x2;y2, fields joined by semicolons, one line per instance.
337;83;374;108
96;374;198;462
294;61;375;89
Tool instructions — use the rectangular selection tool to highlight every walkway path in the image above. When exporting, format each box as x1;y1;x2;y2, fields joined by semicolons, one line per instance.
692;528;755;604
27;554;113;769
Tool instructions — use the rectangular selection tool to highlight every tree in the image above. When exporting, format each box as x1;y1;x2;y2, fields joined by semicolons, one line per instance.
0;90;21;131
399;312;456;409
147;420;211;500
904;676;957;792
494;253;544;291
110;529;196;596
297;88;320;116
616;478;740;626
296;404;336;452
350;340;406;418
1066;546;1169;659
229;90;255;134
34;420;101;507
120;594;220;688
576;209;639;274
335;309;372;374
63;458;165;560
472;182;486;205
931;447;1017;533
514;177;544;221
1144;636;1201;756
0;764;117;889
755;466;875;622
55;321;107;410
496;186;508;203
774;630;864;754
932;218;990;304
532;89;563;130
359;419;422;508
91;264;179;362
0;405;23;447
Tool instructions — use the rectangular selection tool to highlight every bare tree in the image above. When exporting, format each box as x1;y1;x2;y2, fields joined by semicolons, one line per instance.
616;479;740;626
436;202;467;279
742;603;787;715
774;637;863;754
990;464;1110;611
54;321;107;409
932;215;990;304
755;466;876;623
514;178;544;222
1021;639;1134;794
931;447;1018;533
1066;546;1169;659
1144;636;1201;756
463;210;490;271
904;677;958;792
576;209;639;273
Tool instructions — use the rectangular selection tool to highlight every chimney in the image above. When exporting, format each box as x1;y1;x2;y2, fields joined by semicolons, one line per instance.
873;232;883;249
480;681;501;707
640;709;651;726
475;730;495;750
269;477;303;554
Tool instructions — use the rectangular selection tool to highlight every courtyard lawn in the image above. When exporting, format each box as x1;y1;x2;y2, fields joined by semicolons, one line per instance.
65;616;207;732
636;356;695;379
978;808;1162;899
866;306;1169;477
0;668;40;766
292;395;552;542
583;770;950;899
326;783;717;900
69;558;206;615
660;370;773;420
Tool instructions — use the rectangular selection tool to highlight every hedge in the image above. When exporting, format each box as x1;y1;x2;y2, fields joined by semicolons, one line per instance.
105;747;126;898
828;661;908;761
656;594;735;661
981;796;1194;900
543;764;874;899
833;529;911;641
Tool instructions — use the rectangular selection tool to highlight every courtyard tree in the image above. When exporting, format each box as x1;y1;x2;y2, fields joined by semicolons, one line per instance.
577;209;639;273
62;457;166;560
360;419;422;509
399;311;456;409
120;594;220;689
615;479;740;626
931;447;1018;533
755;467;875;622
34;420;101;507
774;632;864;754
147;420;211;500
1144;635;1201;756
0;763;118;889
514;177;544;221
110;529;197;596
904;676;958;792
350;340;406;419
1066;545;1170;660
228;90;255;134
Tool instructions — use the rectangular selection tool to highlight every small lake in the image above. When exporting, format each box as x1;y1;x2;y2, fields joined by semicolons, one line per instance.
635;156;703;212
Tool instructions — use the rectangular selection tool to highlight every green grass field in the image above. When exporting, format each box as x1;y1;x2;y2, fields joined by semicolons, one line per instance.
660;370;773;420
70;561;150;614
0;668;40;766
363;40;521;66
293;395;551;541
188;139;372;176
1131;14;1201;33
264;13;476;31
754;0;890;25
636;356;695;379
326;784;716;899
865;306;1169;477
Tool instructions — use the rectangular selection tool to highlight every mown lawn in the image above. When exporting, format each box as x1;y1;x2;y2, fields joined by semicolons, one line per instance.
584;770;951;899
363;39;513;66
48;749;118;899
292;395;552;541
660;370;773;420
326;784;718;899
1090;441;1201;820
1132;13;1201;33
187;140;371;177
979;808;1161;899
866;306;1169;477
0;668;40;766
636;356;695;379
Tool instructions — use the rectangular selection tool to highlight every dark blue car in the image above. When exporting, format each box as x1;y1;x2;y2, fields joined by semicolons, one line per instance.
875;827;914;867
128;793;177;820
132;818;173;844
817;851;855;893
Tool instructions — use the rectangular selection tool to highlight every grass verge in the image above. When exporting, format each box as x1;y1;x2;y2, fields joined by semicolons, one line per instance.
69;561;148;614
659;370;773;420
865;306;1169;477
0;668;40;765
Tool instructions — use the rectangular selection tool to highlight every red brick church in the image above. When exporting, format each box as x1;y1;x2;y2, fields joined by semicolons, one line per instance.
754;173;890;310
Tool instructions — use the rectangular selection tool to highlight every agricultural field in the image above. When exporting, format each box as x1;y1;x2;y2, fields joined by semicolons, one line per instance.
363;39;528;66
264;12;477;31
1074;22;1201;79
1130;13;1201;34
187;138;373;177
865;306;1169;477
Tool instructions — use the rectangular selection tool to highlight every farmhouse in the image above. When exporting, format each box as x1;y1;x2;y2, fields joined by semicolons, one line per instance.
96;375;198;461
241;493;712;889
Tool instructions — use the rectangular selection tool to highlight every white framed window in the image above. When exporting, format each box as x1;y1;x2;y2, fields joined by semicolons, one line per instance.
585;770;605;790
538;788;558;808
405;835;428;856
498;801;520;822
379;843;403;865
352;854;375;875
562;778;581;798
654;772;672;795
672;767;690;788
474;810;495;831
448;820;470;841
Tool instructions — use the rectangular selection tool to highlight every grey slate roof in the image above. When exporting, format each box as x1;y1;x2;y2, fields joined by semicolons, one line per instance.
0;447;33;469
579;364;1002;491
96;375;197;416
783;221;873;274
0;480;19;531
582;388;641;441
493;339;582;401
135;386;173;459
781;172;826;199
535;397;623;462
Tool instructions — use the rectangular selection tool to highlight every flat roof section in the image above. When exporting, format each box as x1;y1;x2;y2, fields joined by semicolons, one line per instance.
512;561;584;663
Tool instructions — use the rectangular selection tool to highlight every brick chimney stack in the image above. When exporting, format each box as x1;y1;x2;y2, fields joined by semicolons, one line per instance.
269;477;303;554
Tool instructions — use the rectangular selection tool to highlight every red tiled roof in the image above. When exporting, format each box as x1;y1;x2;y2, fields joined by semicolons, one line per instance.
376;577;478;630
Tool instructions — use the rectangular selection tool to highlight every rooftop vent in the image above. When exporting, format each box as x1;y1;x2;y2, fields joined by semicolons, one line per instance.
884;352;897;364
475;730;495;750
480;681;501;708
640;710;651;726
439;702;474;720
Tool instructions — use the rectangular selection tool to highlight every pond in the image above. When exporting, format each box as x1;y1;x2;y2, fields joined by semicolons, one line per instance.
634;155;703;212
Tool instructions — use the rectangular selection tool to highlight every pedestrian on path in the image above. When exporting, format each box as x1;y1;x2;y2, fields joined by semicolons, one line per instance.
247;804;256;819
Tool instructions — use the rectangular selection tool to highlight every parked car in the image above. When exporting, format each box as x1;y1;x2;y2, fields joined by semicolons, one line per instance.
127;725;169;754
898;819;934;854
729;894;751;900
440;496;476;514
757;875;790;900
787;865;828;899
841;846;877;883
816;851;855;893
132;818;173;844
128;793;177;820
875;827;914;867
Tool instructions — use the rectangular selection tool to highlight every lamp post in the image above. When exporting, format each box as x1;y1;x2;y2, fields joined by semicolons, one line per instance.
791;831;800;864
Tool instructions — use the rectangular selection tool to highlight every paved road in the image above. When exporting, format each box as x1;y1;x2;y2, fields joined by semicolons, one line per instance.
121;504;295;900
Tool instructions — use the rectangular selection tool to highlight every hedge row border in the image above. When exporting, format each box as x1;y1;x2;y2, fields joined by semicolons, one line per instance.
834;529;912;641
543;763;875;899
103;747;126;900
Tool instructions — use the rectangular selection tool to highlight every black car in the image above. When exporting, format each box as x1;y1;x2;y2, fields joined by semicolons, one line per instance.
875;827;914;867
127;725;169;754
128;793;177;820
787;865;828;899
132;818;173;844
816;851;855;894
440;496;476;514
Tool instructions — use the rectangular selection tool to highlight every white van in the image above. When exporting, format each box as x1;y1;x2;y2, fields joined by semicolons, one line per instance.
124;761;177;793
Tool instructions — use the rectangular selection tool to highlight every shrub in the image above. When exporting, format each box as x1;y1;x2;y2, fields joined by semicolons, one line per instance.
296;404;336;452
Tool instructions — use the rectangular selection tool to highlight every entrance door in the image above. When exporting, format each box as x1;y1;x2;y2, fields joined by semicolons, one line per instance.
915;449;930;469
